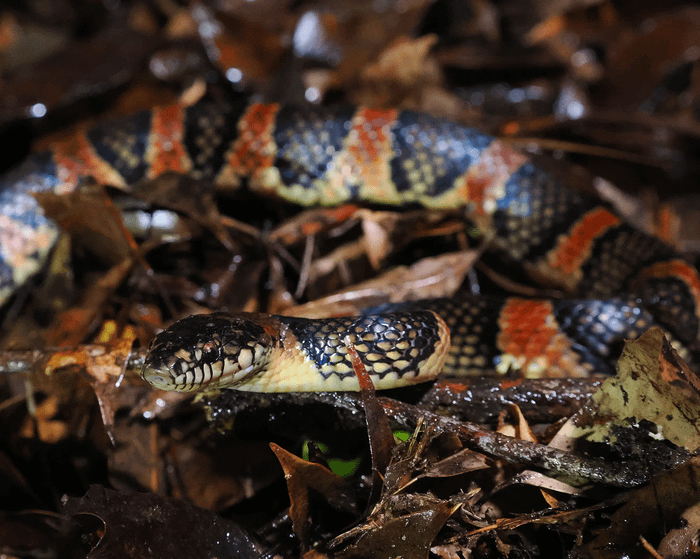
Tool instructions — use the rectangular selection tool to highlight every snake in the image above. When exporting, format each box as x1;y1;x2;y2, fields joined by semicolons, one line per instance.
141;295;661;392
1;96;699;391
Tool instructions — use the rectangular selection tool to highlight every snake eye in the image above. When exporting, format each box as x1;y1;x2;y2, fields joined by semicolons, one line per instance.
201;341;220;364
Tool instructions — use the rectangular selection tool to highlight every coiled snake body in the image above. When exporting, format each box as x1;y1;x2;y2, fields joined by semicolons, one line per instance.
1;97;699;391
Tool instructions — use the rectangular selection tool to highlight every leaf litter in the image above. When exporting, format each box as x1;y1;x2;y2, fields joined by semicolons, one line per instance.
4;1;700;557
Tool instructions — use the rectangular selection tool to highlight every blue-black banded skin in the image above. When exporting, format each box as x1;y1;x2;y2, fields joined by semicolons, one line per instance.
370;294;667;378
272;104;357;192
2;96;700;379
387;110;494;199
282;311;445;382
85;110;153;185
183;96;249;179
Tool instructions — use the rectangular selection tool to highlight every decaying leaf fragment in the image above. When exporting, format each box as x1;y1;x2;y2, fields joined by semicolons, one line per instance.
550;327;700;455
62;484;268;559
577;457;700;559
656;498;700;558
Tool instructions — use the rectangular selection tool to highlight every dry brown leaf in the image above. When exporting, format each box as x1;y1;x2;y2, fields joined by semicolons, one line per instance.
35;183;137;265
44;257;135;346
288;250;478;318
422;448;490;479
361;34;438;87
19;395;68;443
498;470;583;497
497;404;538;443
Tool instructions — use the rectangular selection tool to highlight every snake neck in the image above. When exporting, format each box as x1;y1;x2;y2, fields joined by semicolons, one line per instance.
241;311;451;392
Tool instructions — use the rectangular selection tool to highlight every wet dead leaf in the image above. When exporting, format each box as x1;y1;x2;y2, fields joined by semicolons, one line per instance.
109;422;278;511
62;484;268;559
495;470;583;497
346;336;395;484
382;420;434;495
422;447;490;479
333;494;456;559
657;498;700;558
579;457;700;559
381;421;490;494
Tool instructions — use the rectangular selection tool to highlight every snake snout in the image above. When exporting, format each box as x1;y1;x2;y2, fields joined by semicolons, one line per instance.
142;313;277;392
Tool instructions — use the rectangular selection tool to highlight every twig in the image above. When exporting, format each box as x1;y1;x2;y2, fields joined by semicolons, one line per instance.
0;347;148;376
379;398;666;488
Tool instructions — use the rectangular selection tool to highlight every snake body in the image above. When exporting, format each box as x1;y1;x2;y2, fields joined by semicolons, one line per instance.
143;310;450;392
142;294;666;392
1;97;699;390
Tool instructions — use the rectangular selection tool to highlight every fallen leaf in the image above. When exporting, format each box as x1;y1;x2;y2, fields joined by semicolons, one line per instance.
270;442;357;546
333;494;456;559
35;183;138;266
657;498;700;558
62;484;268;558
550;327;700;453
288;250;478;318
579;457;700;559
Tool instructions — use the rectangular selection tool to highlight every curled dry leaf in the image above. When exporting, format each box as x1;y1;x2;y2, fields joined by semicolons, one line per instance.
493;470;583;498
497;404;538;443
288;250;478;318
360;34;439;87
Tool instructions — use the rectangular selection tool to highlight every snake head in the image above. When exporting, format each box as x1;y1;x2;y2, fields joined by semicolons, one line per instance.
142;312;277;392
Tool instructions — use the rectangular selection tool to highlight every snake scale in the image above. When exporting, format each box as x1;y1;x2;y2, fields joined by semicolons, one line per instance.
1;96;699;391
